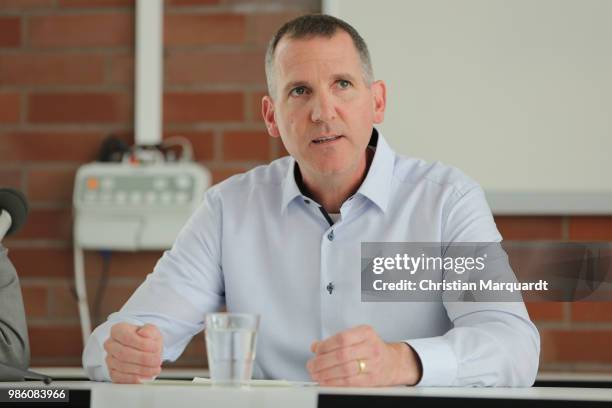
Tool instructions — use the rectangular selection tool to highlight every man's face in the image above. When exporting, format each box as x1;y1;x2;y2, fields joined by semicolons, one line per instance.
262;31;386;180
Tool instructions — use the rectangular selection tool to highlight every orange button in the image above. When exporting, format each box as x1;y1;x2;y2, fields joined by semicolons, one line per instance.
86;177;99;190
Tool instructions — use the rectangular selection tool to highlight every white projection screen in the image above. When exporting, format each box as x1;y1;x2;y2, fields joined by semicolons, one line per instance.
323;0;612;214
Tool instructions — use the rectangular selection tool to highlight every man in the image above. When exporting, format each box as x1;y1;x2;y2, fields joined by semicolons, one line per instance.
0;244;30;375
83;14;539;386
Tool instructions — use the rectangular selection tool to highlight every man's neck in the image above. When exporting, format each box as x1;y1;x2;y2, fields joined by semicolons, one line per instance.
298;148;375;213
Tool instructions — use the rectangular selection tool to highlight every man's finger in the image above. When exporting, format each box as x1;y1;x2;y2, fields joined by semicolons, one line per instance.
109;368;149;384
106;354;161;378
105;341;162;367
137;324;161;340
319;372;373;387
111;324;160;353
307;341;370;374
311;358;366;382
314;325;373;354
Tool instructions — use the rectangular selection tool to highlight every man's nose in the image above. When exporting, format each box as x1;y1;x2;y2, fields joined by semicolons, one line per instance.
310;91;337;123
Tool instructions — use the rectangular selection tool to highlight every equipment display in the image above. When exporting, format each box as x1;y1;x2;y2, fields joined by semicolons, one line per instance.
73;158;211;343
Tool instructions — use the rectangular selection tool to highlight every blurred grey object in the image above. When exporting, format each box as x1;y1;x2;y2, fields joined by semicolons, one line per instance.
0;244;30;380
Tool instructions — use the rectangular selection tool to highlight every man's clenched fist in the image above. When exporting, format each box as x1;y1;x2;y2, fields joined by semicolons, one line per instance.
104;323;163;384
307;325;422;387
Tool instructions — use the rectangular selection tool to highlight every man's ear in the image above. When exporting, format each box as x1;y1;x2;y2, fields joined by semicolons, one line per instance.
262;95;281;138
371;80;387;124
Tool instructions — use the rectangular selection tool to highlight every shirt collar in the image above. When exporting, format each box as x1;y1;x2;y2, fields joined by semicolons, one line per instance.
281;158;304;212
355;128;394;213
280;128;395;213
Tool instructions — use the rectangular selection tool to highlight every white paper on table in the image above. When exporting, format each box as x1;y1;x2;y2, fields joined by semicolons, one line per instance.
192;377;318;387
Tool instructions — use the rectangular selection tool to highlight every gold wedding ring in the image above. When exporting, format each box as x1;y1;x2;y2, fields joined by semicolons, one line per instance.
357;359;367;375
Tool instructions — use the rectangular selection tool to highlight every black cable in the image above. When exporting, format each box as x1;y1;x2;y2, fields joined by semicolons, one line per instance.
97;135;129;162
92;250;112;327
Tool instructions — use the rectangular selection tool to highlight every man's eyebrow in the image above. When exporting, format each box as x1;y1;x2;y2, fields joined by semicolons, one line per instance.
332;73;358;83
283;80;310;93
282;73;360;93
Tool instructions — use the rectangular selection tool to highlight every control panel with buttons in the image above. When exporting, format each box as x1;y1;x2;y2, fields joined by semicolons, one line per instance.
73;162;211;250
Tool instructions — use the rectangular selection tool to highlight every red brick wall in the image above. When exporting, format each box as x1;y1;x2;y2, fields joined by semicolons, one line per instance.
496;217;612;373
0;0;315;367
1;0;611;374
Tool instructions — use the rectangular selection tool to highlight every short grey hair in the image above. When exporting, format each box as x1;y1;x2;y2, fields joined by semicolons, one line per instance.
264;14;374;98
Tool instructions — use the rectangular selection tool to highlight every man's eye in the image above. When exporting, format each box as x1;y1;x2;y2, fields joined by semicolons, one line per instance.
338;80;351;89
290;87;307;96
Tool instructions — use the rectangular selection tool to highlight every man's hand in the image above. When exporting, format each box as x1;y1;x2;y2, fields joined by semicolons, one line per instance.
306;325;422;387
104;323;163;384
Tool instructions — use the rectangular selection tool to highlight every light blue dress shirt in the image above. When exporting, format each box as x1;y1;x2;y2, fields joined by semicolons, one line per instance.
83;130;540;386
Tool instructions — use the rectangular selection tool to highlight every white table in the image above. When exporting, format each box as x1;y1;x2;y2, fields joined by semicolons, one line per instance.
30;367;210;380
2;380;612;407
29;366;612;385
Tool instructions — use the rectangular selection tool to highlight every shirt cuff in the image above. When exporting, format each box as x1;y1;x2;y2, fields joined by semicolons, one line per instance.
404;337;457;386
82;323;113;382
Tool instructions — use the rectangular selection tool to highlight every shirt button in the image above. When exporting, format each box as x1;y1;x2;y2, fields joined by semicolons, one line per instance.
327;230;334;241
304;199;310;204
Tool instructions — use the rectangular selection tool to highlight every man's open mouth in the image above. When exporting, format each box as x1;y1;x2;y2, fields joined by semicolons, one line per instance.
312;135;342;144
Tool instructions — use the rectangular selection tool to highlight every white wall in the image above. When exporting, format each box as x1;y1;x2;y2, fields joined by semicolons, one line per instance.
324;0;612;214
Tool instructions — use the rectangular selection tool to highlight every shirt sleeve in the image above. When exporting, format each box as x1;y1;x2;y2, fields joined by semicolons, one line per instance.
406;185;540;387
0;246;30;372
82;188;226;381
